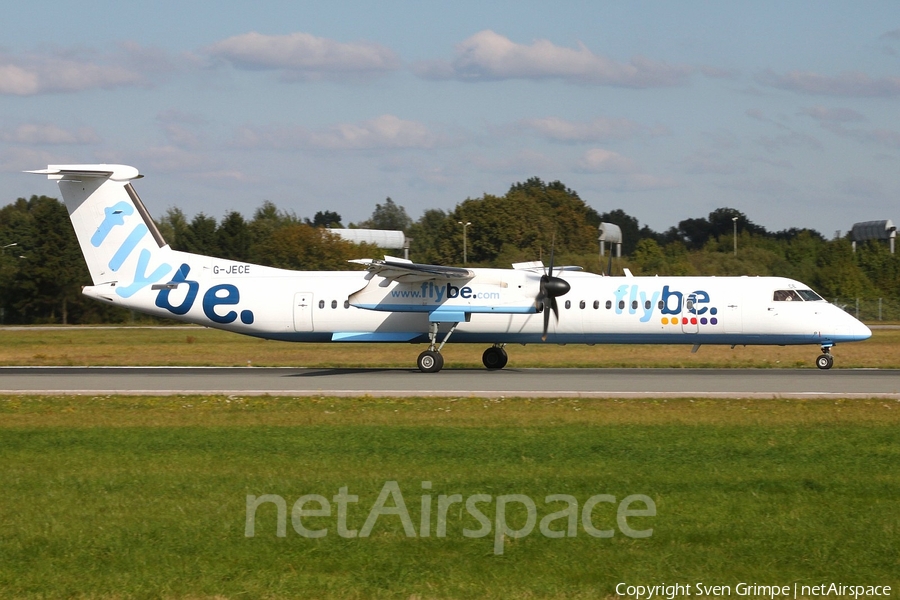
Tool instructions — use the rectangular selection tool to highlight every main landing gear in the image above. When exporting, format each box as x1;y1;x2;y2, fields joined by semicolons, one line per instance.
815;345;834;370
415;322;510;373
416;321;457;373
482;344;508;370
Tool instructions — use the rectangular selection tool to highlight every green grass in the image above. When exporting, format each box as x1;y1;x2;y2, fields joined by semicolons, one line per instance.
0;325;898;368
1;396;898;599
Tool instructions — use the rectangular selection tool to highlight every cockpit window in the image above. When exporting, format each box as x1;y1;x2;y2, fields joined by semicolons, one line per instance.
797;289;824;301
773;289;824;302
773;290;803;301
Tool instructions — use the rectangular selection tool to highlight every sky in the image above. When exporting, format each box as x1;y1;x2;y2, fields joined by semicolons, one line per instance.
2;1;899;237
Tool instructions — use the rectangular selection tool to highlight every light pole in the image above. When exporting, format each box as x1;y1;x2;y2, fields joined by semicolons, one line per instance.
732;217;738;256
458;221;472;265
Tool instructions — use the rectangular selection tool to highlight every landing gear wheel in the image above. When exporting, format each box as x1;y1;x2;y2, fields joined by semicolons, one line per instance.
482;346;508;370
816;353;834;370
417;350;444;373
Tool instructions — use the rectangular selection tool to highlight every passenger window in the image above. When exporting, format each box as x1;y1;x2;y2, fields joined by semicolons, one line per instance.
594;300;600;309
579;300;586;309
344;300;350;309
606;300;612;309
618;300;625;310
331;300;338;309
565;300;571;309
318;300;325;309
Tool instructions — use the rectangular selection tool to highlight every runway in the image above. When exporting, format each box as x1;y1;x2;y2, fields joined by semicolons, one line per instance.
1;366;899;398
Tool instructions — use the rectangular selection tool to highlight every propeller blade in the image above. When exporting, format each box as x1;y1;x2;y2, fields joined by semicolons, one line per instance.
538;235;569;341
547;241;555;278
542;301;551;341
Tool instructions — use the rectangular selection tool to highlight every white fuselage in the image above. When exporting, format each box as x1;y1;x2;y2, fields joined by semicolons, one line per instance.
83;249;871;348
34;163;871;368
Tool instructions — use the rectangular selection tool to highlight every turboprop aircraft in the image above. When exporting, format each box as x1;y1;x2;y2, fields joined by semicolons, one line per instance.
31;164;871;372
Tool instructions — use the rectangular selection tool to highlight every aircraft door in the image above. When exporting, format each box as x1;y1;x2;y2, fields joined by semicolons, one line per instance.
723;302;742;333
293;292;314;332
681;293;700;333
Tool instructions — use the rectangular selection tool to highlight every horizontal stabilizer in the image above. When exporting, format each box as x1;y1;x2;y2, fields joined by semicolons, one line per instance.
27;164;142;182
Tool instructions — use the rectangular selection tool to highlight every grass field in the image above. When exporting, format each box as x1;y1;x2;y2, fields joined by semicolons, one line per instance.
1;325;898;368
1;395;898;599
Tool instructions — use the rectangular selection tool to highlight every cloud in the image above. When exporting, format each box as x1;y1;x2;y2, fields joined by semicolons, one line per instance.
0;147;69;172
880;29;900;41
684;152;744;175
756;131;823;153
467;149;557;174
798;106;865;123
576;148;636;173
233;115;440;150
137;145;207;173
835;176;883;197
414;30;693;87
698;65;740;79
718;177;797;195
519;116;656;142
206;31;400;80
757;69;900;97
0;122;100;145
799;105;900;148
0;45;158;95
156;109;208;149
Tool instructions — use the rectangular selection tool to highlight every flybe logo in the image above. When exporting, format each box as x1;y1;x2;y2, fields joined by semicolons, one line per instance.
155;264;255;325
613;284;719;326
93;202;254;325
93;201;173;298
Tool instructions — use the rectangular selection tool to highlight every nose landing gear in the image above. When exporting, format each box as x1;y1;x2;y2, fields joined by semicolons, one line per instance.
815;345;834;370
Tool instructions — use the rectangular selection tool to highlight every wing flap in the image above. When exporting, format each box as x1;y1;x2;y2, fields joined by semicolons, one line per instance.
350;256;474;283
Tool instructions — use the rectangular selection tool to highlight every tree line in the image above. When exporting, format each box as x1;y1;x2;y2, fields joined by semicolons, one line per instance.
1;177;897;324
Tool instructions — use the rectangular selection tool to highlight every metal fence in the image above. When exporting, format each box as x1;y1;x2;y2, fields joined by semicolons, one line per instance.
833;298;900;322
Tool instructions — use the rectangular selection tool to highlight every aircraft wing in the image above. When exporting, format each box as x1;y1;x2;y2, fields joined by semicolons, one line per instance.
350;257;474;282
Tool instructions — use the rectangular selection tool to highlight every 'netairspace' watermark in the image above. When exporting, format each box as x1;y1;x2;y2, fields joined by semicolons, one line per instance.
615;582;893;600
244;480;656;555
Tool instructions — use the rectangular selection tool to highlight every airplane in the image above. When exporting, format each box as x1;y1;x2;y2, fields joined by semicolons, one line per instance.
30;164;871;372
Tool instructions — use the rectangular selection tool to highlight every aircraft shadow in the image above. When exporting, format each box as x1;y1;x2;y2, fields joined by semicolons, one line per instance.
284;368;411;378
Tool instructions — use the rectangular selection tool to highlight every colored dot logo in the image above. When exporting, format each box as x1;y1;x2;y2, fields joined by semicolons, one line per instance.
661;316;718;326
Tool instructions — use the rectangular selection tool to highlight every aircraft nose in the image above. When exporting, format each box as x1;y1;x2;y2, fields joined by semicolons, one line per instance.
852;319;872;341
837;309;871;341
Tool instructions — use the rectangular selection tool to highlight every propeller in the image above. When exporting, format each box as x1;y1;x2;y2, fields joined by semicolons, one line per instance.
536;241;571;341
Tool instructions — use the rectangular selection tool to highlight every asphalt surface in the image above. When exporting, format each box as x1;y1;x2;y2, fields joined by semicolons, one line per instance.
1;366;899;398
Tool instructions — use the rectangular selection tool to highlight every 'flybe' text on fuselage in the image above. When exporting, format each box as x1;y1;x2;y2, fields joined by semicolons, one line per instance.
613;284;719;325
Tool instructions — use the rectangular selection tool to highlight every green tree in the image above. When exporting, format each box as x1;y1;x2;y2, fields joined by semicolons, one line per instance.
217;211;251;261
156;207;190;250
306;211;343;228
631;238;666;274
356;198;412;232
253;224;373;271
182;213;220;256
0;196;110;324
813;239;873;298
406;208;448;263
